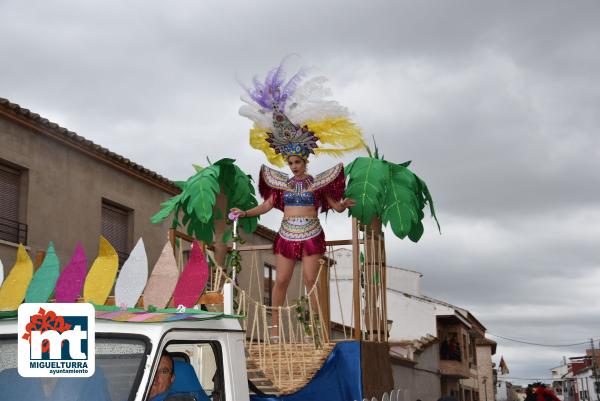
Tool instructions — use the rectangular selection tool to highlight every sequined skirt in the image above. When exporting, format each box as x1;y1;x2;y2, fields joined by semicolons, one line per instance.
273;217;326;260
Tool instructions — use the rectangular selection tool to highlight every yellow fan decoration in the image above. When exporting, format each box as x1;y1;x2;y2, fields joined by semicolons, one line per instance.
83;236;119;305
0;245;33;311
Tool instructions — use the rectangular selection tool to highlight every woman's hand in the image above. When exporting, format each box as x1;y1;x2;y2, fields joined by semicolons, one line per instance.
229;208;246;218
341;198;356;209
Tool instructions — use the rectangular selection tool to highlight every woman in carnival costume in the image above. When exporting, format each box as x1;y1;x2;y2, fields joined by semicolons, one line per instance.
230;60;364;338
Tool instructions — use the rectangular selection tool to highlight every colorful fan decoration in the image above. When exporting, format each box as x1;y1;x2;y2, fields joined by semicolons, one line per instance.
25;242;60;303
55;243;88;303
114;238;148;308
83;236;119;305
0;245;33;311
143;241;180;309
172;240;209;308
0;237;219;316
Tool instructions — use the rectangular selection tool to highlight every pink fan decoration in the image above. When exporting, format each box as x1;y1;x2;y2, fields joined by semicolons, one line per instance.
55;243;87;303
172;241;209;308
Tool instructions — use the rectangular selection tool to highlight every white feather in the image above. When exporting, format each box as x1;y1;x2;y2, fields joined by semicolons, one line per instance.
286;76;350;124
238;105;273;129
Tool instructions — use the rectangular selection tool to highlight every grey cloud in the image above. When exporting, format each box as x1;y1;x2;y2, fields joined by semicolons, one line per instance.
2;0;600;382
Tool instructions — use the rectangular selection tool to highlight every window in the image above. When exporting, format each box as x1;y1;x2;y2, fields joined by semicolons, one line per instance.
0;163;27;244
101;200;131;266
0;334;149;401
150;341;225;401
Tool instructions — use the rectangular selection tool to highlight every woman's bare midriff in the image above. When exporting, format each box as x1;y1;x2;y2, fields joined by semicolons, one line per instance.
283;205;318;218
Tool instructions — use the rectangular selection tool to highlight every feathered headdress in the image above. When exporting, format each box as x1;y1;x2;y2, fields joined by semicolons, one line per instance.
239;59;365;167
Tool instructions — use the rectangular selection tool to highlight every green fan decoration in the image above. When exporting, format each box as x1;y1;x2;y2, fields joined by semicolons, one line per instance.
344;143;440;242
151;158;258;243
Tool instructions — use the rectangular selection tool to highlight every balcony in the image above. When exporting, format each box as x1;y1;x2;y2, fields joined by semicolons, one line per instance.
439;359;470;379
438;314;471;379
0;216;27;244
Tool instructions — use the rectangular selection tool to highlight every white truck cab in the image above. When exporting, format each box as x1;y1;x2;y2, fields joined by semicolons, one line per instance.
0;315;250;401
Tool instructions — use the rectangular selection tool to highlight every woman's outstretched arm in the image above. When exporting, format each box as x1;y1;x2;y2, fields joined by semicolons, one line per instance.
230;196;274;218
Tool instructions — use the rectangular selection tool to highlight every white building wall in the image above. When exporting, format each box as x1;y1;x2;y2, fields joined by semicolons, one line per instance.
329;248;457;341
329;248;422;296
387;268;422;296
329;280;455;341
496;379;509;401
574;370;599;401
477;345;495;401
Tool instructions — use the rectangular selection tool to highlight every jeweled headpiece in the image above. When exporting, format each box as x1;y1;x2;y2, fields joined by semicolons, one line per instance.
239;58;364;167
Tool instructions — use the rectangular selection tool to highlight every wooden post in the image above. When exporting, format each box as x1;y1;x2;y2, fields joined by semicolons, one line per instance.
352;218;361;340
168;228;176;255
213;192;229;267
381;229;388;340
34;250;46;271
364;217;385;341
318;258;330;341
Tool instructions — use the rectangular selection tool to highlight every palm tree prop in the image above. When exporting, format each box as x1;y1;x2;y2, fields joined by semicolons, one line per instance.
344;142;440;242
151;158;258;243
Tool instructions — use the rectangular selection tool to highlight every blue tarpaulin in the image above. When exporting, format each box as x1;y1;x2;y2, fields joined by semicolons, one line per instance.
251;341;363;401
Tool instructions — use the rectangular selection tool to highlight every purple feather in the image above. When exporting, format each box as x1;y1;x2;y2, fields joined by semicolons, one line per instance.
242;59;305;112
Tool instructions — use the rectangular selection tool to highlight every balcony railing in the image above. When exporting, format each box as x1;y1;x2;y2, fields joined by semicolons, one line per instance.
0;216;28;245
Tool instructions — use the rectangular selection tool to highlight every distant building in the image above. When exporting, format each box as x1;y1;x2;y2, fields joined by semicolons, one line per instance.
551;358;576;401
328;248;496;401
0;97;176;272
574;367;600;401
550;353;600;401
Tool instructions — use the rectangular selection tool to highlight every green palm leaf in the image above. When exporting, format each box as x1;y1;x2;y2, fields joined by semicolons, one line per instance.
186;165;220;222
344;157;389;225
216;159;259;234
345;154;440;242
151;158;258;243
151;193;184;224
382;162;423;240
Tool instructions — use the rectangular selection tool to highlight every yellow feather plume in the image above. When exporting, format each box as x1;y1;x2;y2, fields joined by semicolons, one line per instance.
307;118;365;156
249;125;286;167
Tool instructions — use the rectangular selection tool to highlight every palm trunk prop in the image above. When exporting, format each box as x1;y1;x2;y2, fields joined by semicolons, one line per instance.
344;141;440;241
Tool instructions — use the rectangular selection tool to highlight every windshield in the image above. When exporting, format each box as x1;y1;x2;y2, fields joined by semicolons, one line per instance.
0;335;148;401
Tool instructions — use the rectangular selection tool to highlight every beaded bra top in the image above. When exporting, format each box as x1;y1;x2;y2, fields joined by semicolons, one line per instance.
283;176;315;207
259;163;345;212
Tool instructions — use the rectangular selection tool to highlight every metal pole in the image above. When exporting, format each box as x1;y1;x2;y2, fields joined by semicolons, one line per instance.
231;219;238;282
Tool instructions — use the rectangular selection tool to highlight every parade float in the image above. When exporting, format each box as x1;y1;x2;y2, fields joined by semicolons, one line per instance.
0;60;439;401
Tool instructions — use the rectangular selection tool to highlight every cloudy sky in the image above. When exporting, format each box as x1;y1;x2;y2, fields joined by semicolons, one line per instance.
2;1;599;383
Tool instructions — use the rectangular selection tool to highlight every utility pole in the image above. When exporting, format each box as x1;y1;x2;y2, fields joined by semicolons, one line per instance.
590;338;600;401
